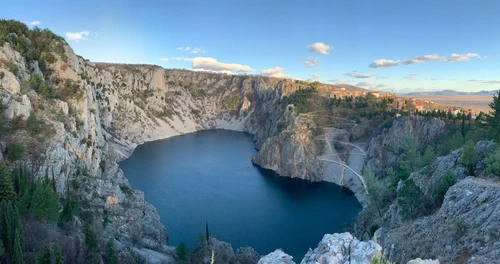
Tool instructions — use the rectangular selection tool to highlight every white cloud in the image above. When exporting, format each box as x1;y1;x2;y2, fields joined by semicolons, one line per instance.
448;53;479;62
468;79;500;84
192;57;252;73
65;31;90;41
261;67;287;78
307;42;332;55
403;54;443;64
191;68;234;75
28;20;41;26
177;46;206;54
304;57;319;68
346;71;376;78
160;57;194;62
403;73;419;80
369;59;400;68
307;74;320;82
190;48;206;54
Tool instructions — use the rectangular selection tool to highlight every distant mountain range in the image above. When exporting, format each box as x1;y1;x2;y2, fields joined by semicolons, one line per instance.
399;89;497;97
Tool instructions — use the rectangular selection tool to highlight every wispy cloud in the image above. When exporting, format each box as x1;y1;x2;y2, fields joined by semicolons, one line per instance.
28;20;41;26
160;57;194;62
304;57;319;68
371;52;480;68
307;74;320;82
65;31;90;41
307;42;332;55
261;67;287;78
448;53;479;62
403;73;419;80
369;59;400;68
192;57;252;73
345;71;376;78
468;79;500;84
177;46;206;54
402;54;443;65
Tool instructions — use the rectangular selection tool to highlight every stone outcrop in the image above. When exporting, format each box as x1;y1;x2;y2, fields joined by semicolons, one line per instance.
300;233;381;264
366;115;446;178
376;177;500;263
190;238;236;264
258;249;295;264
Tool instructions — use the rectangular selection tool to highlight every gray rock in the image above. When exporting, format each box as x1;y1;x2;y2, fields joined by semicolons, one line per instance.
258;249;295;264
191;238;236;264
301;233;381;264
235;247;261;264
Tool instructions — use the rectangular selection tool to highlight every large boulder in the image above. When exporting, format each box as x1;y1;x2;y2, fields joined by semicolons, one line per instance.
301;233;381;264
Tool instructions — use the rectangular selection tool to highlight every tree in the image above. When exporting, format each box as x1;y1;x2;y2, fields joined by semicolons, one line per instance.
205;220;210;243
0;162;16;203
12;229;23;264
176;242;188;261
31;180;59;222
459;140;477;176
487;90;500;141
485;149;500;177
83;223;101;264
103;239;118;264
399;135;422;173
431;171;457;207
397;179;428;219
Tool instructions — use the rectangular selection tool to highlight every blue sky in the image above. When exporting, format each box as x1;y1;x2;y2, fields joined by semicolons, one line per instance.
2;0;500;92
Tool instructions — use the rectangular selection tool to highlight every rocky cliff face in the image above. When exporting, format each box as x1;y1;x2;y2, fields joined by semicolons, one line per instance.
0;36;349;260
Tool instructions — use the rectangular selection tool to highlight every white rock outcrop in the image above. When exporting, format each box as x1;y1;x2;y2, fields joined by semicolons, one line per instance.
258;249;295;264
300;233;381;264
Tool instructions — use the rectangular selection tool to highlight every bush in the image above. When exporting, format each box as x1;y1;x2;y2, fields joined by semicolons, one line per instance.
397;179;429;219
485;149;500;177
454;220;467;238
459;140;477;175
5;143;24;161
431;171;457;207
176;242;188;261
8;62;18;75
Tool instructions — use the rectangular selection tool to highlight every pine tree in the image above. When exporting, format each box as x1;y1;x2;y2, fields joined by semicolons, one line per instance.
205;220;210;243
487;90;500;141
0;162;16;202
31;180;59;222
103;239;118;264
12;228;24;264
459;140;478;175
53;245;63;264
0;239;4;257
37;245;52;264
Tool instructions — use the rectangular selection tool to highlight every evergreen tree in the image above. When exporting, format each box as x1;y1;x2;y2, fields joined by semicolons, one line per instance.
459;140;478;175
205;220;210;243
12;228;23;264
83;224;100;253
399;135;422;173
60;185;74;223
0;162;16;202
52;245;63;264
103;239;118;264
0;240;4;257
37;245;52;264
31;181;59;223
487;90;500;141
0;201;22;257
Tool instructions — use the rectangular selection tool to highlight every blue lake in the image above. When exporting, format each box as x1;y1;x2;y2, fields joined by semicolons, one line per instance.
119;130;361;259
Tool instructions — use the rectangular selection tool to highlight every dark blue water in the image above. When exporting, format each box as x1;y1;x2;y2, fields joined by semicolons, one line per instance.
119;130;361;259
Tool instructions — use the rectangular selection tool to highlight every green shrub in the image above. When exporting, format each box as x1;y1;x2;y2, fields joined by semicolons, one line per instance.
485;149;500;177
431;171;457;207
454;220;467;238
176;242;188;261
397;179;430;219
5;143;24;161
7;62;18;76
42;52;56;64
0;71;5;79
459;140;477;175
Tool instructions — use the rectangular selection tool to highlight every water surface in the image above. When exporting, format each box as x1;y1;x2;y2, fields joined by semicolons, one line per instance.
120;130;361;259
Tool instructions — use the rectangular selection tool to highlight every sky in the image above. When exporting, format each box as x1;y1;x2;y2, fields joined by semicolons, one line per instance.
1;0;500;92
